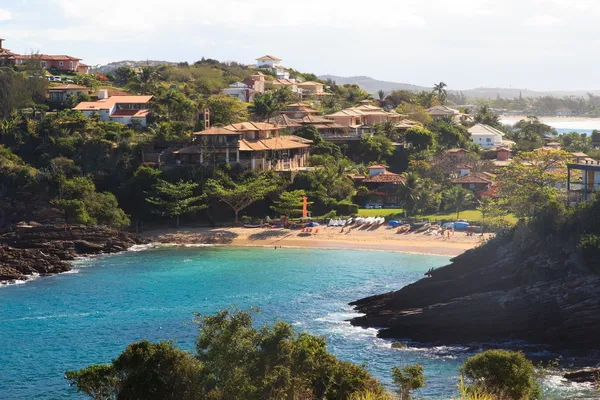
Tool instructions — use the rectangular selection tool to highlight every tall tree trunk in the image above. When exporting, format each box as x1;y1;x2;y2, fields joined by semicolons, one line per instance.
176;215;180;228
234;210;239;224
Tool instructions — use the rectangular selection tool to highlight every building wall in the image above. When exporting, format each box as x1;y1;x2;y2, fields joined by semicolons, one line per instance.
40;59;79;71
471;133;502;149
257;59;277;68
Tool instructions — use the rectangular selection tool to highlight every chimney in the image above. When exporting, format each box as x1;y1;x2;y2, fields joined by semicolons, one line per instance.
97;89;109;99
0;38;4;50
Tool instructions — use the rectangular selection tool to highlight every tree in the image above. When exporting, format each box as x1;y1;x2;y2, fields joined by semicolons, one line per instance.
477;197;510;230
206;95;249;126
496;149;571;219
443;186;475;219
206;172;278;223
66;308;386;400
405;127;436;152
56;199;92;226
66;341;204;400
111;66;135;86
377;89;386;101
376;120;399;140
432;82;447;104
508;117;556;152
146;179;206;227
249;92;279;121
272;190;310;217
427;118;468;149
473;104;501;128
357;134;395;163
392;364;425;400
460;350;542;400
591;129;600;144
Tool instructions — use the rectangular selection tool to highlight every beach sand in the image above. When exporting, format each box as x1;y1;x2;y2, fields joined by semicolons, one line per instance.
142;226;486;257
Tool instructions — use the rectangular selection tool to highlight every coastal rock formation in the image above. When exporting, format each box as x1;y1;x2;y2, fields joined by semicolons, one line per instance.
350;231;600;350
0;224;146;283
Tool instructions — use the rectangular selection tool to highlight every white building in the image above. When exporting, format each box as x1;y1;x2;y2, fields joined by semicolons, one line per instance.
222;82;254;102
73;90;153;127
256;55;281;69
468;123;505;149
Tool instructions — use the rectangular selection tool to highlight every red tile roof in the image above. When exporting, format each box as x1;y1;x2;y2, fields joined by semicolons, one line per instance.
363;172;405;183
451;172;494;184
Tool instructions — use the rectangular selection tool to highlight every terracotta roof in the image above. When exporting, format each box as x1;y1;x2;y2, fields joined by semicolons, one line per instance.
270;114;302;128
326;109;365;117
299;115;336;124
239;137;310;151
352;105;384;112
193;127;240;135
48;84;89;91
257;55;281;61
427;105;460;115
368;164;388;169
571;152;589;157
451;172;494;184
19;54;81;61
73;95;153;111
363;172;405;183
468;123;505;137
456;164;473;169
270;79;297;86
225;122;279;131
296;81;324;86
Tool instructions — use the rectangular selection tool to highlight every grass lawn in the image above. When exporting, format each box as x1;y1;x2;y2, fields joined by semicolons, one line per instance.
357;208;518;225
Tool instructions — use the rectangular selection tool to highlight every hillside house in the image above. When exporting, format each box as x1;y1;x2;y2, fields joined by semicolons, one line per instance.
73;90;153;126
0;39;89;73
296;81;325;98
468;124;507;149
567;160;600;203
281;103;319;119
256;55;281;69
427;105;460;119
268;79;302;96
48;84;90;103
357;165;406;207
493;148;512;167
172;122;312;171
451;172;494;194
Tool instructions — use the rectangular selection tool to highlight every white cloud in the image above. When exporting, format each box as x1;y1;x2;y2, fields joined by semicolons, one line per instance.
524;15;563;26
0;8;12;21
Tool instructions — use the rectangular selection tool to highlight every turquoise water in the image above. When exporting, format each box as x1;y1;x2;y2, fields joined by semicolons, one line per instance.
0;247;594;399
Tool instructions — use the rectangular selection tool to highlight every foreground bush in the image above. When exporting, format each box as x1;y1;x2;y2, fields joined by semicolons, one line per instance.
66;308;385;400
460;350;541;400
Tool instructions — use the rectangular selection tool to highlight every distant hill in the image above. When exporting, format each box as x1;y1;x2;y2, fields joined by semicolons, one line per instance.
319;75;600;99
319;75;429;94
95;60;179;74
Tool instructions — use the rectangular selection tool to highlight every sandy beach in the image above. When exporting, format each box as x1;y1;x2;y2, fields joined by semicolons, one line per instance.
142;226;485;257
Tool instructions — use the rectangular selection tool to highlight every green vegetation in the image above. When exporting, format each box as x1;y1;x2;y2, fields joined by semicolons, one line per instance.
66;309;552;400
146;179;206;227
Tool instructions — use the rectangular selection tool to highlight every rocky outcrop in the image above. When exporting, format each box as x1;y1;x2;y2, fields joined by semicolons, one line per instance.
0;224;146;283
350;230;600;350
564;368;600;383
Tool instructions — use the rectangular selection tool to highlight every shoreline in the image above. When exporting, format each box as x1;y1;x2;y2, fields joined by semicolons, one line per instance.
141;226;483;257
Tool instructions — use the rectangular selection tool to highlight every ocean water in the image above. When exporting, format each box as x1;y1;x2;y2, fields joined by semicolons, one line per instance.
0;247;595;399
501;118;600;135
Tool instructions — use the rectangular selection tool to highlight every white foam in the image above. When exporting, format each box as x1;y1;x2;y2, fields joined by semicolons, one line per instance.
128;243;154;252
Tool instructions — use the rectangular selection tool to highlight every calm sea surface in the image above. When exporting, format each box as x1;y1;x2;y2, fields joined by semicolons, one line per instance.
0;247;595;399
501;118;600;135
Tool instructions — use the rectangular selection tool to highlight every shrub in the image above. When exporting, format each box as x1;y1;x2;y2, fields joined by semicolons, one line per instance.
392;364;425;399
577;234;600;266
336;200;359;216
460;350;541;400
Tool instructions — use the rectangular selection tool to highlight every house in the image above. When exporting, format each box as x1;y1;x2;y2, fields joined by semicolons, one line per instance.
567;159;600;203
267;79;302;96
0;38;20;66
358;165;406;207
256;55;281;69
447;148;468;157
72;89;153;126
222;82;255;102
0;39;89;73
269;113;346;138
456;164;473;177
468;124;506;149
427;105;461;119
281;102;319;119
172;122;312;171
493;148;512;167
571;152;589;164
451;172;494;194
325;104;405;131
48;84;90;103
325;109;365;128
296;81;325;98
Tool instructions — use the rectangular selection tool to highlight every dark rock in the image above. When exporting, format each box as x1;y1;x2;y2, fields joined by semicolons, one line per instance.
350;234;600;350
564;368;600;383
0;224;147;284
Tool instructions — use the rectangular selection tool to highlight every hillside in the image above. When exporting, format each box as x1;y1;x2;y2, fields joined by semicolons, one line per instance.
320;74;600;98
95;60;180;74
350;200;600;349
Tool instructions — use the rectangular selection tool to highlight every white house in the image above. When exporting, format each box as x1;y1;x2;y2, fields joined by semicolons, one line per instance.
468;123;505;149
73;90;153;127
256;55;281;69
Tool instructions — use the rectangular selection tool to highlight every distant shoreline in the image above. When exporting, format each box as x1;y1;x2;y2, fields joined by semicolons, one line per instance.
141;226;482;257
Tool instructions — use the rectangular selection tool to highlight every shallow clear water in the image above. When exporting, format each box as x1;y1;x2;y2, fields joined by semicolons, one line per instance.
0;247;595;399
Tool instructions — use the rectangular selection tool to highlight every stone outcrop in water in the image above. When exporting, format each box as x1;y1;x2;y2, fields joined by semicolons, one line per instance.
0;224;146;282
350;230;600;350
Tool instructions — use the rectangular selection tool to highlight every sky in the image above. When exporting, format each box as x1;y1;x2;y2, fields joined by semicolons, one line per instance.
1;0;599;91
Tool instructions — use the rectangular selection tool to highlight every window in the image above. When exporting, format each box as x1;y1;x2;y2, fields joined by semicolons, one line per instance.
69;61;73;69
41;61;47;68
469;183;476;189
486;138;492;142
59;61;64;67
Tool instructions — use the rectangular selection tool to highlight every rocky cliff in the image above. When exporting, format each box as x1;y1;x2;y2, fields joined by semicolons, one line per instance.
0;224;146;282
350;229;600;349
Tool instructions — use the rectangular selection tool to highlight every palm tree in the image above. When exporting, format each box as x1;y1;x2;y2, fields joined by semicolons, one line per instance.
249;92;278;121
443;186;475;219
377;89;386;101
377;120;399;140
433;82;448;105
